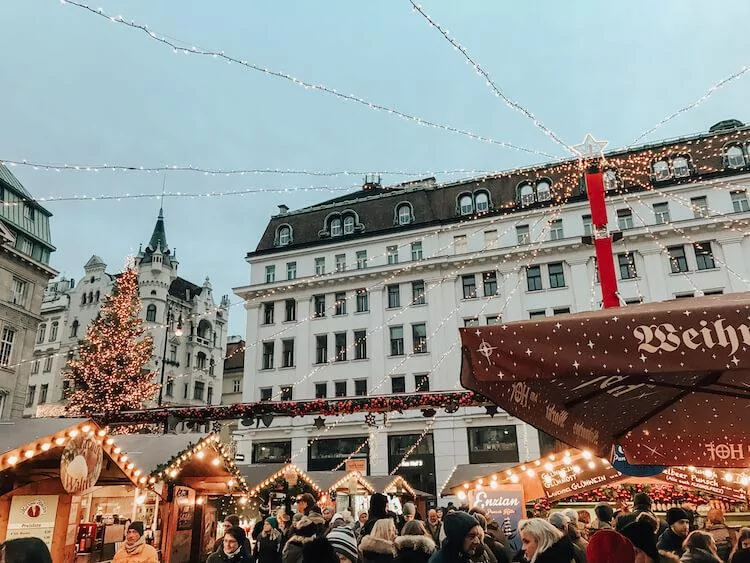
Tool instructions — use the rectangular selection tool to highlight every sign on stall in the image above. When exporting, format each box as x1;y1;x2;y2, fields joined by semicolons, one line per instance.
658;467;748;503
468;485;524;532
541;462;623;501
6;495;59;549
345;459;367;473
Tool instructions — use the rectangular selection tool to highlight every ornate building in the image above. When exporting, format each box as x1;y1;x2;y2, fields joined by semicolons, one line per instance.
25;208;230;416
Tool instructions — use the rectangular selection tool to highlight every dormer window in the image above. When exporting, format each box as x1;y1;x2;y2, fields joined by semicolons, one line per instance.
459;194;473;215
475;191;490;213
725;145;746;168
331;218;342;237
276;225;292;246
396;203;414;225
535;180;551;202
320;210;363;238
652;160;671;181
517;183;535;206
343;215;355;234
672;156;691;178
603;169;620;191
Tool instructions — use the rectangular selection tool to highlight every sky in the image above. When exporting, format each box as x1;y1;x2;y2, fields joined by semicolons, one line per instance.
2;1;749;337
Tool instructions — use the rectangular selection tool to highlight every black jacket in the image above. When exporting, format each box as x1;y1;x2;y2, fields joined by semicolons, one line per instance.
207;548;254;563
657;527;686;556
534;537;576;563
255;531;282;563
394;535;437;563
360;535;397;563
484;536;511;563
681;549;722;563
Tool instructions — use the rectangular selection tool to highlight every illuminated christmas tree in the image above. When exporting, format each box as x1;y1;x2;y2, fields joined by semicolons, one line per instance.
66;266;159;419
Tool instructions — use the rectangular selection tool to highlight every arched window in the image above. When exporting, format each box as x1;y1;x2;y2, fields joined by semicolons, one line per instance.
475;191;490;213
652;160;671;181
196;352;207;369
518;184;535;206
277;225;292;246
209;358;215;376
672;156;691;178
458;194;474;215
603;169;619;190
397;204;412;225
37;324;46;344
70;319;79;338
331;218;342;237
95;290;100;302
343;215;355;234
88;292;93;303
535;181;551;202
197;320;212;340
146;304;157;322
81;293;87;306
726;145;746;168
49;321;58;342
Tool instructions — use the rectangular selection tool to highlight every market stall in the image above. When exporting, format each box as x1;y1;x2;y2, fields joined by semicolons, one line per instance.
307;470;374;516
366;475;434;517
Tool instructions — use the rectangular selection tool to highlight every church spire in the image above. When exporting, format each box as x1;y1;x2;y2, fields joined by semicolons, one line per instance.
140;207;172;268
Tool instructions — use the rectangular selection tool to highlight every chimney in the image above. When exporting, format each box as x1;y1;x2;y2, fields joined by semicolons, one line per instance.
362;174;382;191
278;204;289;215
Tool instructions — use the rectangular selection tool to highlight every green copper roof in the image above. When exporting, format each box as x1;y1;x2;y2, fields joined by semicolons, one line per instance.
0;164;34;201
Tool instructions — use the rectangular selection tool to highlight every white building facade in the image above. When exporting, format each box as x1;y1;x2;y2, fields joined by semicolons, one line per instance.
25;209;230;417
234;121;750;499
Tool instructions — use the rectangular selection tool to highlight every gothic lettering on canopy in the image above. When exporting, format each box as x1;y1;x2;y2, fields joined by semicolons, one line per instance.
634;319;750;357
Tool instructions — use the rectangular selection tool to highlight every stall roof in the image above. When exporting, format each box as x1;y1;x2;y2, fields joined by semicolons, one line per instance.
0;417;89;455
114;434;205;476
238;463;322;497
306;471;375;494
441;463;516;496
366;475;430;498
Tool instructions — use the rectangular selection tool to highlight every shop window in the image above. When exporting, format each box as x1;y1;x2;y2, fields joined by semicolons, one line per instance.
253;441;291;464
308;436;369;472
467;425;519;464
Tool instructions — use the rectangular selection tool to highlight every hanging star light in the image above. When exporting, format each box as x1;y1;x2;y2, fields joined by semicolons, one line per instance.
572;134;609;159
313;416;326;430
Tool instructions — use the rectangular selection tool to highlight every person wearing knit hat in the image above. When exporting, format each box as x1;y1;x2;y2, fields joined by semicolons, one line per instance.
282;512;327;563
327;526;358;563
586;529;635;563
656;508;690;557
253;517;282;563
429;511;485;563
300;536;338;563
620;520;660;563
112;521;159;562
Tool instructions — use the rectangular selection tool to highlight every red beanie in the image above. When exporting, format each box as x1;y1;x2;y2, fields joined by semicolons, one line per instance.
587;530;636;563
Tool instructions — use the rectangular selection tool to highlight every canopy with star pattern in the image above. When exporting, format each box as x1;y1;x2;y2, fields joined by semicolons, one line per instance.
459;292;750;468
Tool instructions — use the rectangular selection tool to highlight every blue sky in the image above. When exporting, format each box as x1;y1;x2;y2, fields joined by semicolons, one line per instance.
2;1;749;336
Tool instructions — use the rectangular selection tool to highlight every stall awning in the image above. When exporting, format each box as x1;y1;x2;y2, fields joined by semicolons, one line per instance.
441;463;517;497
238;463;321;497
306;471;375;494
365;475;429;498
0;417;89;456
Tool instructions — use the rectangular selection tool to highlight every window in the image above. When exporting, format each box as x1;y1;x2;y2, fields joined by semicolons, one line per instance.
411;241;423;261
617;208;634;230
603;169;620;190
673;156;691;178
190;381;204;401
484;230;499;249
343;215;355;235
464;318;479;327
726;145;746;168
43;356;53;372
582;214;593;237
335;332;347;361
183;382;189;399
208;358;215;376
652;160;671;181
17;236;33;256
315;335;328;364
166;378;174;397
169;345;177;362
196;352;207;370
548;262;565;288
49;321;58;342
263;302;275;325
691;196;709;218
282;339;295;367
694;241;715;270
704;289;724;296
553;307;571;316
356;250;368;269
277;225;291;246
516;225;530;244
233;379;241;393
252;441;292;464
355;379;367;396
308;436;370;472
335;381;347;397
356;289;369;312
468;426;519;464
486;315;501;325
391;376;406;394
260;388;273;401
412;280;425;305
459;194;474;215
397;204;412;225
331;217;342;237
354;330;367;360
387;284;401;308
265;265;276;283
286;261;297;280
618;253;637;279
315;383;327;399
526;266;542;291
144;304;157;322
412;324;427;353
390;326;404;356
668;245;689;273
335;254;346;272
731;190;750;213
387;245;399;265
37;324;46;344
285;299;296;322
483;271;498;296
334;292;347;316
536;181;551;202
653;202;671;224
475;191;490;212
11;278;27;308
454;235;467;254
26;385;36;407
24;205;35;221
414;373;430;392
280;386;293;401
0;327;15;367
462;275;477;299
549;219;564;240
261;342;274;370
518;183;535;206
315;257;326;275
186;353;191;367
313;295;326;318
30;359;39;374
676;292;694;299
207;386;214;404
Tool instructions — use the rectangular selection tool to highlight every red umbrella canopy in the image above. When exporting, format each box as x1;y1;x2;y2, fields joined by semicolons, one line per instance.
460;292;750;468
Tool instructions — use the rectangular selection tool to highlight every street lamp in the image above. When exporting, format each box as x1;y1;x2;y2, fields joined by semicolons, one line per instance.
157;306;183;409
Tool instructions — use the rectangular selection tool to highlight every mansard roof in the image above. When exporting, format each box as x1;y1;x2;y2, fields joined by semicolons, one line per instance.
168;276;203;302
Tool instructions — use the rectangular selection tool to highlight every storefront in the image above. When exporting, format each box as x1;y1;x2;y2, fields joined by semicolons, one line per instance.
307;436;370;472
387;433;437;497
367;475;434;516
307;471;375;517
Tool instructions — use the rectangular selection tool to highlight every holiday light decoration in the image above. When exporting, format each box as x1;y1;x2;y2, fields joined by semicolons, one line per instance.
66;267;160;426
244;463;320;498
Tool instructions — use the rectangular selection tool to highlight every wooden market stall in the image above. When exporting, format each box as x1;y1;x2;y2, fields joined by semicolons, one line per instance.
306;470;375;517
366;475;434;518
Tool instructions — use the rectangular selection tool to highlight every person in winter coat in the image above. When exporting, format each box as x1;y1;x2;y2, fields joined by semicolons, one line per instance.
681;531;722;563
282;513;327;563
395;520;437;563
617;493;666;537
428;511;486;563
658;508;691;558
486;519;514;563
621;519;680;563
214;515;252;554
252;506;272;542
360;519;398;563
585;529;635;563
112;522;159;563
1;538;53;563
730;528;750;563
548;513;585;563
362;493;397;537
255;517;283;563
300;536;339;563
589;504;615;537
354;512;369;539
704;508;736;563
471;513;499;563
518;518;575;563
328;526;359;563
207;527;253;563
424;510;442;545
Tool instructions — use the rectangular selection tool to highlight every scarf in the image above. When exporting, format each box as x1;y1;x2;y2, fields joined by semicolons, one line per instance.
124;536;145;555
224;545;242;559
